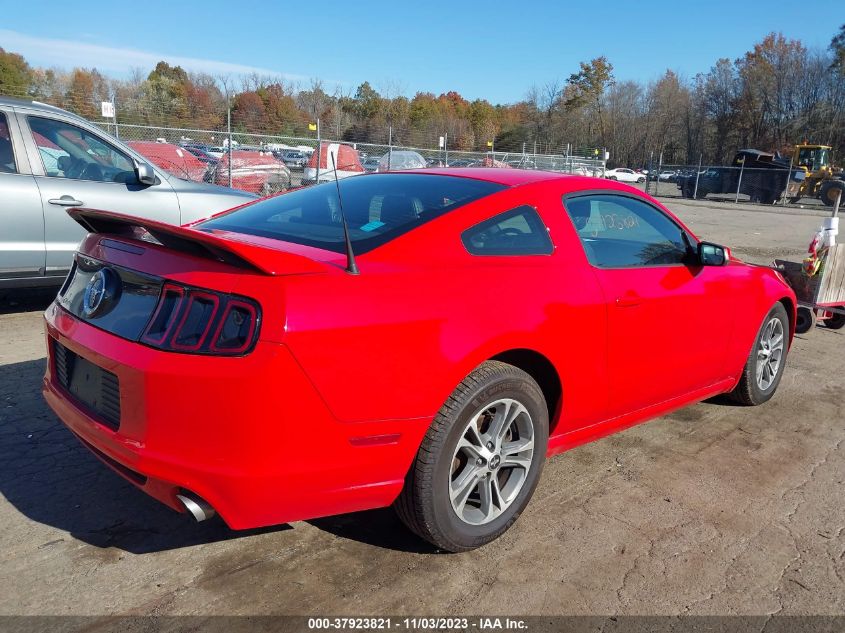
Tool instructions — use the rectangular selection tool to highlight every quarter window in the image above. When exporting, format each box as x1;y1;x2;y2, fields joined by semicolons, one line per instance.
462;206;553;256
0;113;17;174
28;116;136;183
563;194;691;268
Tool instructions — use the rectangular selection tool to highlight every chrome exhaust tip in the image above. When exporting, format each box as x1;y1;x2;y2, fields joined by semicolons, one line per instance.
176;492;216;522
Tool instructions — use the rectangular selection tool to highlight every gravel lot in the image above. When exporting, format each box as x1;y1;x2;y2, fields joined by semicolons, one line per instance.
0;198;843;617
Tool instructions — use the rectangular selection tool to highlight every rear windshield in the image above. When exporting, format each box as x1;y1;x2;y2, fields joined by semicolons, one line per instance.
198;173;505;254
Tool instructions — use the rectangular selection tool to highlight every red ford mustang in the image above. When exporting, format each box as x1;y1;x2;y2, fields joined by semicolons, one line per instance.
42;169;796;551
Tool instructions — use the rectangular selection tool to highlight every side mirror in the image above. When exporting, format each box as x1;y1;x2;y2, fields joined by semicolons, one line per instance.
136;162;157;186
698;241;730;266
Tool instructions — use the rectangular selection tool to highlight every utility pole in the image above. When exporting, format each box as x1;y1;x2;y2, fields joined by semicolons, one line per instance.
316;118;321;183
693;154;702;200
112;91;118;139
735;155;745;203
227;102;232;188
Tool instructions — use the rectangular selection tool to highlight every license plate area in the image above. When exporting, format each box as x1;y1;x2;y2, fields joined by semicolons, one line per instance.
53;340;121;431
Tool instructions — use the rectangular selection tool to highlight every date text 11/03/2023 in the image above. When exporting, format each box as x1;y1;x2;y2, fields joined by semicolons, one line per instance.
307;617;528;630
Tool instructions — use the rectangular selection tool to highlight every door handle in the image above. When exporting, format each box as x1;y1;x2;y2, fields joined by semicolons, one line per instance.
615;294;642;308
48;196;84;207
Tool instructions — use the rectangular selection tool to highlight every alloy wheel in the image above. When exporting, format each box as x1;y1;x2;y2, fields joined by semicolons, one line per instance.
756;317;784;391
449;398;535;526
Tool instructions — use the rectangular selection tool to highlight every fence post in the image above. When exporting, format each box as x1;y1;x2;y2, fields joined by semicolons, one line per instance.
227;104;232;188
112;94;119;139
316;118;321;183
444;132;448;167
387;126;393;171
655;152;663;196
693;154;702;200
645;151;653;194
783;156;793;206
735;156;745;203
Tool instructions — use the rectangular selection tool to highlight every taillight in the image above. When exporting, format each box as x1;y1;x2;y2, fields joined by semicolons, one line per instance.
141;283;260;355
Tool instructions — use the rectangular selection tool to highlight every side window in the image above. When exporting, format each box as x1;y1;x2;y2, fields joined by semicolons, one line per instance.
28;116;136;183
563;194;690;268
462;206;554;256
0;113;17;174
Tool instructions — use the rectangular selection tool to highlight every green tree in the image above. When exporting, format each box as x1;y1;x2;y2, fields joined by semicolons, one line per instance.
0;48;33;96
565;57;615;142
142;61;190;124
832;24;845;70
352;81;382;120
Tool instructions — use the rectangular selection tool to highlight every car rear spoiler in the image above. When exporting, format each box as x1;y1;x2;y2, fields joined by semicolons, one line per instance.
68;208;329;276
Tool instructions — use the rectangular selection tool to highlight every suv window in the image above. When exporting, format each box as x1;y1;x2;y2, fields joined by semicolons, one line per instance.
0;113;17;174
563;194;691;268
462;206;553;256
199;173;505;255
28;116;137;183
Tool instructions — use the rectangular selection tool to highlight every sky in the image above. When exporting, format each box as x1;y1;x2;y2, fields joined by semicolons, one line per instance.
2;0;842;104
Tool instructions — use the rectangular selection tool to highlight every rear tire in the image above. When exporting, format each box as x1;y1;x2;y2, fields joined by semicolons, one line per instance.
395;361;548;552
729;302;789;406
824;311;845;330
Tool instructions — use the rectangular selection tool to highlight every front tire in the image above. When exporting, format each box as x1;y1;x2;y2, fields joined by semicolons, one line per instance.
795;306;816;334
395;361;548;552
729;302;789;405
820;180;845;207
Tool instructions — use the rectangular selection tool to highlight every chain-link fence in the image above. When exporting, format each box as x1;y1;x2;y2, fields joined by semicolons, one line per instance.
7;86;836;208
641;162;832;208
92;121;607;193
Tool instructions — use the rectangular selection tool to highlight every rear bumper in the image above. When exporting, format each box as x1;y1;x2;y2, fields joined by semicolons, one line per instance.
42;302;430;529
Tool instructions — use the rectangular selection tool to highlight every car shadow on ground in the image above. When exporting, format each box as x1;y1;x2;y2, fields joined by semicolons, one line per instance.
0;357;436;555
307;510;438;554
0;357;290;554
0;288;58;315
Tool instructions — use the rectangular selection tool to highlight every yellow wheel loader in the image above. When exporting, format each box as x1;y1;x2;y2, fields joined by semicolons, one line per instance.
787;144;845;206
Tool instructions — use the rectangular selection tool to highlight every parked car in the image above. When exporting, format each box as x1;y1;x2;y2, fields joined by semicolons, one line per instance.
127;141;210;183
43;169;795;552
448;159;475;168
0;97;255;289
604;168;646;183
506;159;537;170
180;144;219;167
211;150;291;195
279;150;308;169
377;150;427;172
362;155;381;172
302;142;365;184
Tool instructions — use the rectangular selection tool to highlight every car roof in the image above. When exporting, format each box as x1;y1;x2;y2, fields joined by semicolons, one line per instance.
409;167;576;187
0;95;78;117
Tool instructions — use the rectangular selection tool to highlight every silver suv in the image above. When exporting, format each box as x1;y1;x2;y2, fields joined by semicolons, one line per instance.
0;97;256;289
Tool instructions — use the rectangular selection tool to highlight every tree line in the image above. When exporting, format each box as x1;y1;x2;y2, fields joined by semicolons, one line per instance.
1;26;843;167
